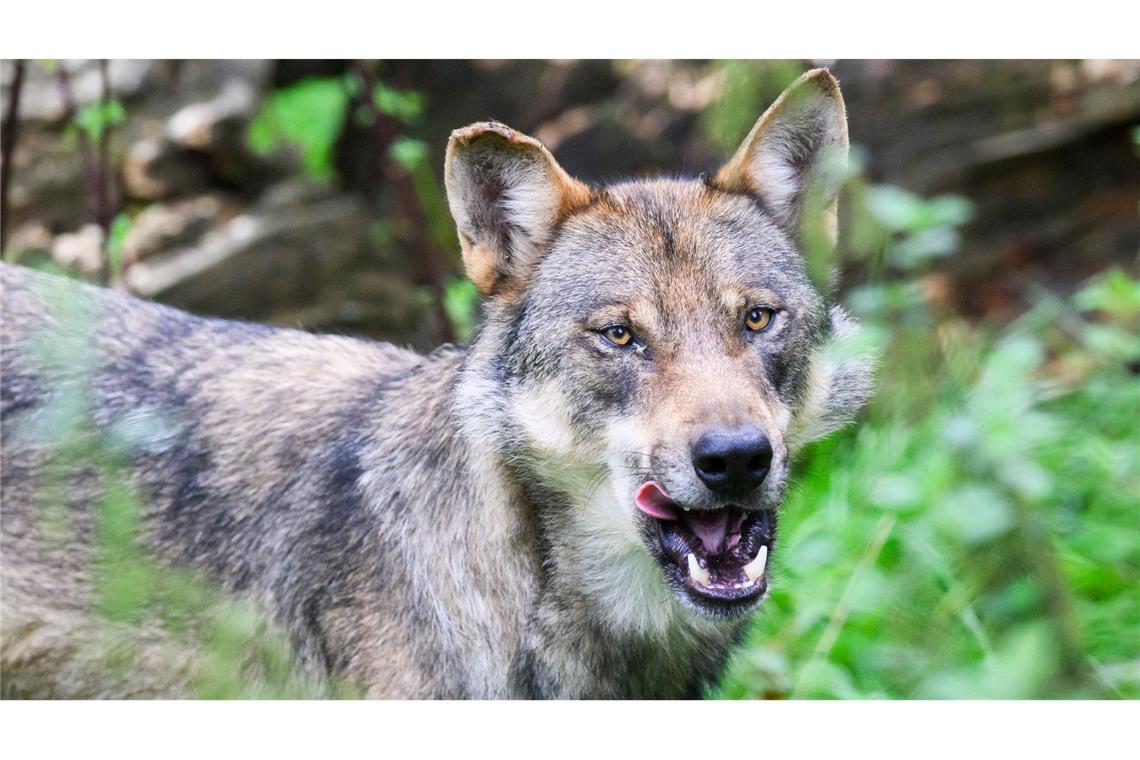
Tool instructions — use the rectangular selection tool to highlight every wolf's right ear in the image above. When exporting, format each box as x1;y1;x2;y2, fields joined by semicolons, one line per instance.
444;122;592;298
714;68;848;251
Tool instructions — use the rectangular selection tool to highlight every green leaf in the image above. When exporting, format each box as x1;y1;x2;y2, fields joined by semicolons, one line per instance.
105;212;131;280
1075;267;1140;320
865;185;928;231
869;473;921;512
247;77;350;181
390;137;428;172
443;277;480;342
934;484;1015;545
74;99;126;141
372;82;424;123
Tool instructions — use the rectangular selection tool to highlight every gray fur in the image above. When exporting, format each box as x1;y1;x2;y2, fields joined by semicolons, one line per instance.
1;69;872;698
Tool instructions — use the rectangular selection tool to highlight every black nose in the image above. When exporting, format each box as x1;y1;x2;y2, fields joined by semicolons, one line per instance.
692;427;773;495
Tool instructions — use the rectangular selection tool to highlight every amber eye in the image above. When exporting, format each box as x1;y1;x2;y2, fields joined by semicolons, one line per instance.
602;325;634;347
745;307;775;332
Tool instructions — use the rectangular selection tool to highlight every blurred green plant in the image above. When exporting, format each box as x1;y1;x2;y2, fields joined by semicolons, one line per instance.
71;99;126;143
709;173;1137;700
389;135;456;256
715;269;1140;699
371;80;425;124
861;185;973;271
704;63;1137;698
701;60;806;154
248;77;350;181
104;211;131;282
442;276;480;342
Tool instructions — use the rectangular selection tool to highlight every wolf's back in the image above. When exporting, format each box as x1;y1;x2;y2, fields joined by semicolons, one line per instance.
0;262;447;697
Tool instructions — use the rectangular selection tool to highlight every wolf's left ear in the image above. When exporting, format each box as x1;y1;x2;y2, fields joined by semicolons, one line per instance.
445;122;592;298
714;68;848;249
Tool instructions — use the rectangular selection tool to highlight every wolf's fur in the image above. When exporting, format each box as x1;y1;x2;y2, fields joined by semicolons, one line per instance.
0;69;872;698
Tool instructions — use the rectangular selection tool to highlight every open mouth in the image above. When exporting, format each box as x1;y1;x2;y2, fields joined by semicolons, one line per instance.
636;481;774;614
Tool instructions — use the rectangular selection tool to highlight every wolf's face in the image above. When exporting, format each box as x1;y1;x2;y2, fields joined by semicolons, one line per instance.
447;70;872;625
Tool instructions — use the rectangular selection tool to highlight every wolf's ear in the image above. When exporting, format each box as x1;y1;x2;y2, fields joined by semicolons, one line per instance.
444;122;592;298
714;68;848;249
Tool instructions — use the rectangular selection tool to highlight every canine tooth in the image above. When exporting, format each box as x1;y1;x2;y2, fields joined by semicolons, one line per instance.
687;553;711;587
743;545;768;582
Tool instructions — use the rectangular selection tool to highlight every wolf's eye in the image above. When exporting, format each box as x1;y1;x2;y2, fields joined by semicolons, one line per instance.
745;307;775;332
601;325;634;347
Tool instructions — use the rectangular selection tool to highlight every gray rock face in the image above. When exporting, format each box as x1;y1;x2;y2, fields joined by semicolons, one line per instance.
51;224;104;275
126;193;367;313
3;59;438;347
121;195;227;265
2;60;155;124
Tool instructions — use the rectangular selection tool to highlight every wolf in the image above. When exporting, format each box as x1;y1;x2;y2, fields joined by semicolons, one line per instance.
0;69;872;698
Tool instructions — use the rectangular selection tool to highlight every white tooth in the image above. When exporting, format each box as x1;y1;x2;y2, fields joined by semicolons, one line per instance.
743;545;768;582
687;553;711;587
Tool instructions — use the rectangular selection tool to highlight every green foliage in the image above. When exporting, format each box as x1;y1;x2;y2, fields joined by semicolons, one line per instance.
701;67;1137;697
1076;267;1140;320
372;81;425;124
840;156;975;280
712;256;1140;701
443;276;480;342
72;99;126;142
105;212;131;281
390;135;428;171
248;77;350;181
862;185;973;270
1073;267;1140;364
391;135;457;257
700;60;806;154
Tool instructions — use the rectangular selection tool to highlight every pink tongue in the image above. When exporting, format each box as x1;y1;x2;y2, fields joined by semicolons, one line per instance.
686;509;730;554
635;483;731;553
634;482;680;521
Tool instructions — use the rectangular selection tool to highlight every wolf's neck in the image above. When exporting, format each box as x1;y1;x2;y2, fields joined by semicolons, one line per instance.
450;340;741;697
500;469;741;697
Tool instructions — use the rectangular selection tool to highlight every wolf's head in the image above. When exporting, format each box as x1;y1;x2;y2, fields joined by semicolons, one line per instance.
447;70;873;628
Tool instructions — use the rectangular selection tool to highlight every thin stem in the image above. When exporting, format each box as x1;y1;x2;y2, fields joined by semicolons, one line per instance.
54;62;120;283
352;60;456;344
1;59;27;253
55;66;103;229
96;59;117;285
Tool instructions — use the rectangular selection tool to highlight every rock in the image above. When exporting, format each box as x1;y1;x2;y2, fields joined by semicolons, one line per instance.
268;269;439;348
124;196;372;319
1;60;155;124
256;178;338;209
51;224;104;275
167;78;260;152
4;129;91;231
122;137;211;200
5;223;54;259
121;195;227;265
